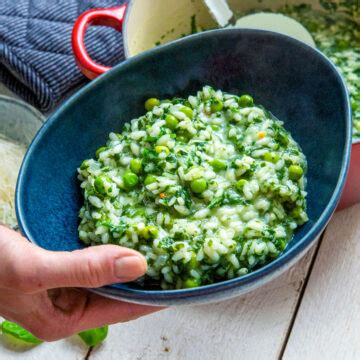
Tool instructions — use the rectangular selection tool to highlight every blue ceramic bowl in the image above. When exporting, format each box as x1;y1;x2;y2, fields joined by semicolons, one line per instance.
16;29;351;305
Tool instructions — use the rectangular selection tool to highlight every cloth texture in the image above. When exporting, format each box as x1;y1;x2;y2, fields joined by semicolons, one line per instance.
0;0;127;112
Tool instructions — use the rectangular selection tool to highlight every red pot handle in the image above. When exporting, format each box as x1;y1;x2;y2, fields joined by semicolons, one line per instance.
72;5;127;80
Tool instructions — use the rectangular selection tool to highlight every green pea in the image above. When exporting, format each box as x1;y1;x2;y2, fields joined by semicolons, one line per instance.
80;159;90;170
187;253;199;270
130;159;142;174
123;171;139;188
238;95;254;107
114;133;123;140
190;178;207;193
141;225;158;239
94;175;109;195
144;98;160;111
177;135;187;143
148;225;158;237
178;129;194;140
95;146;107;158
209;159;227;171
277;238;287;251
288;165;303;181
237;268;248;276
144;175;157;185
263;151;280;163
210;99;224;113
291;207;302;218
273;143;280;150
132;208;146;217
165;114;179;130
184;99;192;108
140;227;150;239
1;321;43;345
276;131;289;146
180;106;193;119
155;145;170;155
183;277;200;288
78;326;108;347
236;179;248;191
351;99;358;111
126;227;134;239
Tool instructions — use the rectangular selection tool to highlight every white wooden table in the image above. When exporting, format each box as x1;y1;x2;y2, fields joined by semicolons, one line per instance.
1;85;359;359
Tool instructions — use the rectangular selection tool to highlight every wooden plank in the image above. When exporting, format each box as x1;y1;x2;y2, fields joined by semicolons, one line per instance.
0;317;87;360
90;248;316;360
283;204;360;359
0;84;318;359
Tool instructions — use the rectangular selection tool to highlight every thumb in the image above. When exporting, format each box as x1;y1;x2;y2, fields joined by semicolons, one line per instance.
37;246;148;290
0;226;147;292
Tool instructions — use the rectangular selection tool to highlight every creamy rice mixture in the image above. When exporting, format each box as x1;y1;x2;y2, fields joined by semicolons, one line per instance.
78;86;308;289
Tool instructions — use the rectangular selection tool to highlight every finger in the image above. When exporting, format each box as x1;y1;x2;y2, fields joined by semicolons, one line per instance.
74;292;164;332
39;246;147;290
44;289;163;341
31;289;162;341
0;287;163;341
48;289;163;340
0;226;147;292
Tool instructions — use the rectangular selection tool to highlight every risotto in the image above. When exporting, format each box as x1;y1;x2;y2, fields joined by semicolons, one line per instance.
78;86;308;289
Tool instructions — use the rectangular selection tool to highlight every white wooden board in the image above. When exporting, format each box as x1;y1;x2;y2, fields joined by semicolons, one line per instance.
284;204;360;359
4;82;359;360
90;249;315;360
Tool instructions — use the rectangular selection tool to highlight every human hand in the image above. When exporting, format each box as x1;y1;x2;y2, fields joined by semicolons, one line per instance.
0;225;160;341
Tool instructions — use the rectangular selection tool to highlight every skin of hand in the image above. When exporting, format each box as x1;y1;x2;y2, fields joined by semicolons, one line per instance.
0;225;162;341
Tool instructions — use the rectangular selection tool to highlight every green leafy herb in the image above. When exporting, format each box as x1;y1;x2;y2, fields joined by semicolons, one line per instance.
111;221;128;236
208;194;224;209
78;326;109;347
158;236;174;250
142;148;158;161
175;188;193;208
208;190;246;209
1;321;43;345
223;189;244;205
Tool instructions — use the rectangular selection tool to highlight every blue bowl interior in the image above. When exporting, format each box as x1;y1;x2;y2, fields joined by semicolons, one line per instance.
16;29;351;298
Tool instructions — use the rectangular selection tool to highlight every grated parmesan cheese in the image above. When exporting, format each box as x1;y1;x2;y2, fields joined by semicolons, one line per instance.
0;135;26;228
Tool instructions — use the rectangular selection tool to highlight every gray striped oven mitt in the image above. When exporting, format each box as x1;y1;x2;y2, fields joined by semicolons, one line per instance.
0;0;127;113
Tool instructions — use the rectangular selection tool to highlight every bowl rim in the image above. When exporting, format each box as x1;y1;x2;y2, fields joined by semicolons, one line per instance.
16;28;352;301
0;95;45;124
0;95;45;147
123;2;360;146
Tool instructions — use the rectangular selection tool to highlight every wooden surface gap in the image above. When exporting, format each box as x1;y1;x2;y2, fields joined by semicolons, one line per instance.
85;346;93;360
278;230;325;359
282;204;360;359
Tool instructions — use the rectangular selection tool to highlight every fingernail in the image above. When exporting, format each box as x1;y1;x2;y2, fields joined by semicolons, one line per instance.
114;255;146;280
